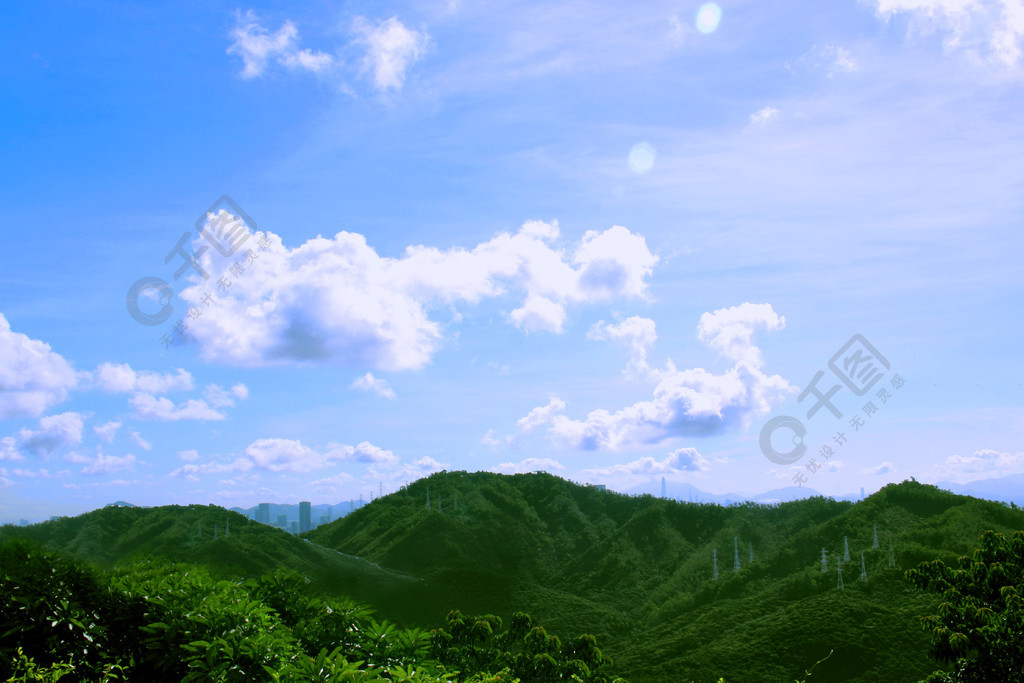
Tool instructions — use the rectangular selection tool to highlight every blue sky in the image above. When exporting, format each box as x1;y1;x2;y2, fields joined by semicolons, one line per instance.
2;0;1023;522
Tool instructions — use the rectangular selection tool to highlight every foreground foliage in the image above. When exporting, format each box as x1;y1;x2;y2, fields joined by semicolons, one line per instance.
907;530;1024;683
0;539;622;682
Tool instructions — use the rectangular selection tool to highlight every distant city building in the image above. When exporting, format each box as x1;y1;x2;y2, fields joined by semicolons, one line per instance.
593;484;606;491
318;515;330;526
289;521;299;534
257;503;271;524
299;501;311;533
277;514;288;529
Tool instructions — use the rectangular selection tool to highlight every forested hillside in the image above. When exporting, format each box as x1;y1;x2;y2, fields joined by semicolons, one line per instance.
4;474;1022;682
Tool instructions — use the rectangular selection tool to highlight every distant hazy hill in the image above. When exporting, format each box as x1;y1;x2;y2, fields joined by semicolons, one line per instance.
307;472;1024;683
937;471;1024;507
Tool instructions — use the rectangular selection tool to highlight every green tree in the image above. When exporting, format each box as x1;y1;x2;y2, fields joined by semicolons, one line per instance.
906;530;1024;682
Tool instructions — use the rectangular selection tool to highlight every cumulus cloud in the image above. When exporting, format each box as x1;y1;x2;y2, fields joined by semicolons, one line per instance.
178;220;657;371
696;302;785;365
94;421;122;444
0;437;23;462
228;10;333;79
516;397;567;432
872;0;1024;65
491;457;566;474
350;372;396;399
862;461;897;475
129;394;226;422
518;303;791;450
16;412;85;458
0;314;78;419
169;438;397;479
589;316;657;377
92;363;193;394
935;448;1024;481
579;448;710;488
353;16;429;91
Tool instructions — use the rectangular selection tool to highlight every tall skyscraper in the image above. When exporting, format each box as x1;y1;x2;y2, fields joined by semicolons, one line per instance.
299;501;311;533
660;477;667;499
257;502;270;524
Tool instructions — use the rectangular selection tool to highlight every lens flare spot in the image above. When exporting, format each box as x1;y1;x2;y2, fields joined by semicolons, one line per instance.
696;3;722;34
628;142;656;174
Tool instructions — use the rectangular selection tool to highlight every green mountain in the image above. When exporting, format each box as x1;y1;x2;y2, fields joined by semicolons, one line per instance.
306;472;1024;683
4;474;1021;682
0;502;422;620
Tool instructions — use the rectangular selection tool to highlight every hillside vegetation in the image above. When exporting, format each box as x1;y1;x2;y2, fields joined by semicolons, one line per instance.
4;474;1023;682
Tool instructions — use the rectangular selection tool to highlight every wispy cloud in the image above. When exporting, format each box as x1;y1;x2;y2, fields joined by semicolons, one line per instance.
227;10;333;79
351;372;396;399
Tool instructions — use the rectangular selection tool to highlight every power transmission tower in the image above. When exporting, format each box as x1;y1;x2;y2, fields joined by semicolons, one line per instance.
859;550;867;582
837;556;844;590
749;542;754;564
843;536;850;562
888;538;896;568
713;548;719;581
821;548;828;573
873;524;879;549
734;537;740;572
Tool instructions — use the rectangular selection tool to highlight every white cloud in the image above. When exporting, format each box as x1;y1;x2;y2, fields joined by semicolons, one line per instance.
130;431;152;452
203;383;250;408
873;0;1024;65
169;438;397;478
129;393;226;422
510;294;566;333
825;45;860;75
749;106;779;125
179;220;657;370
935;448;1024;481
516;397;567;432
227;10;333;79
862;461;897;475
0;437;24;462
696;302;785;366
93;363;193;394
579;448;711;488
491;457;565;474
350;372;396;399
519;303;791;450
94;421;122;444
0;314;78;419
16;412;85;457
178;449;200;462
353;16;430;91
589;316;657;377
66;449;137;476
